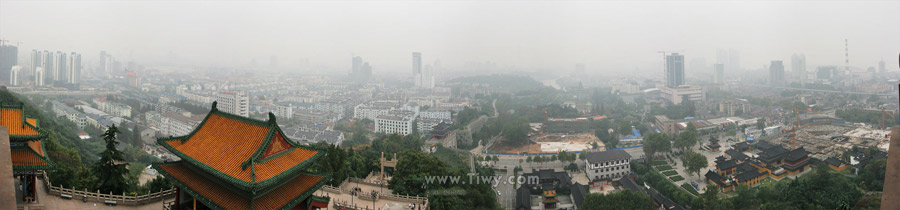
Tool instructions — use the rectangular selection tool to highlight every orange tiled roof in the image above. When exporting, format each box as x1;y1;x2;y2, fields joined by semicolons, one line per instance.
1;109;40;136
27;140;44;157
163;113;319;183
26;118;37;127
11;150;48;166
158;162;325;210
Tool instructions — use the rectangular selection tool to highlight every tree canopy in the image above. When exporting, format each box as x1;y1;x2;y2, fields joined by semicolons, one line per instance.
581;189;654;210
94;125;129;194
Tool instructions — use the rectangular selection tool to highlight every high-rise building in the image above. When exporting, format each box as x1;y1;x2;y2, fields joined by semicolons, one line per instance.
713;64;724;84
10;65;22;86
352;56;362;74
791;54;806;83
52;51;67;82
0;44;17;84
30;50;41;75
769;60;785;86
717;49;741;73
665;53;685;88
99;51;108;75
412;52;422;87
67;52;81;84
41;51;53;80
880;59;886;74
34;67;45;86
216;90;249;117
349;56;371;82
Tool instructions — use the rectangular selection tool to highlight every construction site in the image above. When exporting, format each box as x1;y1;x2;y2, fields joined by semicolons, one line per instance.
489;133;601;154
764;109;893;159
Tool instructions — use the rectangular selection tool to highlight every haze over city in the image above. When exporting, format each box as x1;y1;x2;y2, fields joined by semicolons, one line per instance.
1;1;900;210
1;0;898;75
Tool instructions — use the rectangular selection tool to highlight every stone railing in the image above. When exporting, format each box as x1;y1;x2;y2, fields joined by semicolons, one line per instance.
41;171;176;205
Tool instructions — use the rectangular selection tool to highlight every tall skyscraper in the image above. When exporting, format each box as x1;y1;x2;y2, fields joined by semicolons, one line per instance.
349;56;371;82
880;59;886;74
216;91;249;117
67;52;81;84
665;53;685;88
791;54;807;83
412;52;422;87
41;51;53;77
52;51;67;82
10;65;21;86
34;67;44;86
0;44;18;84
99;51;108;75
716;49;741;73
351;56;362;74
30;50;41;75
424;64;434;89
769;60;785;86
713;64;724;84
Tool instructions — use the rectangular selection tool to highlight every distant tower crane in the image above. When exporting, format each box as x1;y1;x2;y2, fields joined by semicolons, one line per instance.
882;107;895;130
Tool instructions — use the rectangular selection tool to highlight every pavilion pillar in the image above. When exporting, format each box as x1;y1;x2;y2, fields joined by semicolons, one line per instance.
175;187;181;210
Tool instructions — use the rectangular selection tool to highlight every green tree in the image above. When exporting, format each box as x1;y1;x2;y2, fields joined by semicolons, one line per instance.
675;124;698;154
94;125;129;194
643;133;671;163
757;118;766;130
131;124;143;148
702;184;720;210
581;189;654;210
502;118;530;146
308;142;348;186
682;151;707;179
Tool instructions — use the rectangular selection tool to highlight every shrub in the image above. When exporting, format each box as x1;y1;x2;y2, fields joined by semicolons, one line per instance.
670;176;684;182
656;165;673;171
652;160;668;166
681;183;700;195
662;170;678;176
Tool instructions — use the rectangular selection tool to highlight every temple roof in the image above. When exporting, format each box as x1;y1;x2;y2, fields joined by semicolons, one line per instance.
784;147;810;162
11;140;51;170
155;162;327;210
0;104;47;140
158;102;323;190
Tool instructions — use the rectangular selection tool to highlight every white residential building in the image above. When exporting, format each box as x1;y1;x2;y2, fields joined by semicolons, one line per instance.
52;101;87;129
375;113;416;135
419;108;451;121
584;150;632;180
9;65;21;86
273;103;293;120
216;91;249;117
160;112;203;137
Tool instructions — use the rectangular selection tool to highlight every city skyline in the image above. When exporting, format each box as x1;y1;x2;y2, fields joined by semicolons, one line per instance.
0;1;897;74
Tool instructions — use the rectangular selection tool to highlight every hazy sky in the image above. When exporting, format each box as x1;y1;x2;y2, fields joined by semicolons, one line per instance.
1;0;898;74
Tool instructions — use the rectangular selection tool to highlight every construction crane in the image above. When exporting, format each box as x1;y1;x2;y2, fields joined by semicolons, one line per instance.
882;107;896;129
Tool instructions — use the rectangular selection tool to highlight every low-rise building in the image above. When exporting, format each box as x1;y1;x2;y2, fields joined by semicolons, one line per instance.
375;112;416;135
160;111;204;137
419;107;451;121
584;150;632;181
660;85;703;105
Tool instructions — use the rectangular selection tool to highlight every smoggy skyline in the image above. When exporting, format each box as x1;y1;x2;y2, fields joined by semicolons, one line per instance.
1;0;898;74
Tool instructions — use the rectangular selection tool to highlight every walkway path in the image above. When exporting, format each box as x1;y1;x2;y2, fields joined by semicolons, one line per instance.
18;177;166;210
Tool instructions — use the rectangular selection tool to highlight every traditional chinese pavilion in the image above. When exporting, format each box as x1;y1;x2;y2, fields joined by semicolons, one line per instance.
3;103;51;202
154;102;330;210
